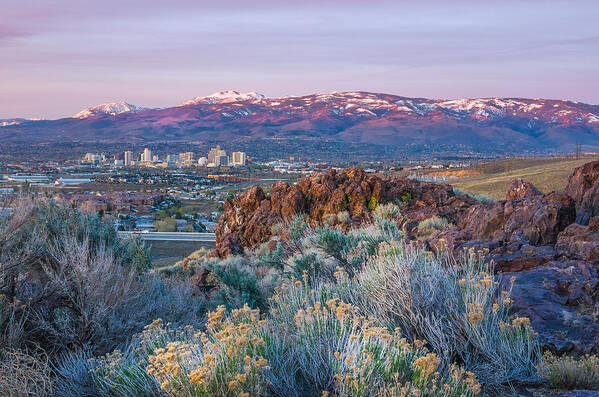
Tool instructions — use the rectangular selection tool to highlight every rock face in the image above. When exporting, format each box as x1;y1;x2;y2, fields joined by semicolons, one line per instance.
215;168;475;257
503;260;599;355
455;192;575;246
556;220;599;265
506;178;542;201
565;160;599;224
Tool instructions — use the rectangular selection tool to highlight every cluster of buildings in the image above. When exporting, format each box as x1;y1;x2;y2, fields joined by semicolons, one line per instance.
81;146;247;168
206;145;246;167
68;192;166;214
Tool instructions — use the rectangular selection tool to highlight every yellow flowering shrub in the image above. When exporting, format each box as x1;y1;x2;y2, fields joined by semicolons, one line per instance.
268;279;481;397
142;305;268;396
332;324;481;397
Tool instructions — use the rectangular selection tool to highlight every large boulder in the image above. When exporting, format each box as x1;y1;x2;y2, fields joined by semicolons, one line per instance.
429;180;576;273
503;260;599;354
457;190;575;246
506;178;542;201
492;244;557;273
556;218;599;265
564;159;599;224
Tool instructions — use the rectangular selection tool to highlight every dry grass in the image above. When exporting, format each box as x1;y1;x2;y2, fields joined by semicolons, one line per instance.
538;351;599;390
448;155;597;199
0;350;54;397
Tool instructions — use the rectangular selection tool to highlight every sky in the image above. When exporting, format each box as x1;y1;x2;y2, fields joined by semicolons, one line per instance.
1;0;599;119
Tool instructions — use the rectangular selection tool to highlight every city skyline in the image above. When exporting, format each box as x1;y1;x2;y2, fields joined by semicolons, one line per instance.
81;146;247;167
2;0;599;119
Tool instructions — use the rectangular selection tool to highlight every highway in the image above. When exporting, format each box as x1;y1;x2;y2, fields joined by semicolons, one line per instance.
118;231;216;242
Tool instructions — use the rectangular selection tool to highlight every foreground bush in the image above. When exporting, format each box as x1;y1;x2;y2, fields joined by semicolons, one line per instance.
538;352;599;390
0;200;548;395
265;279;481;397
0;196;207;356
89;297;481;396
358;245;540;390
85;306;269;397
0;349;54;397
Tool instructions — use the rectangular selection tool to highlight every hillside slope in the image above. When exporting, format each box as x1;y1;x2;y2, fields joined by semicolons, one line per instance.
2;91;599;156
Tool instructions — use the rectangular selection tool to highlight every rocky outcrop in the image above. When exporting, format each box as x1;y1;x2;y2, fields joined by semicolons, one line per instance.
565;160;599;224
214;160;599;353
456;192;575;246
215;168;476;257
556;219;599;265
459;191;575;245
503;260;599;354
432;187;575;260
506;178;542;200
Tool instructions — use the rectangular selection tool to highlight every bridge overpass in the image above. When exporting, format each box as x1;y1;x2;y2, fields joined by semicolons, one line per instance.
118;231;216;242
118;232;216;265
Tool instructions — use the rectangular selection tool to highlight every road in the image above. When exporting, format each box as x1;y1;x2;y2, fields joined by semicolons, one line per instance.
118;231;216;242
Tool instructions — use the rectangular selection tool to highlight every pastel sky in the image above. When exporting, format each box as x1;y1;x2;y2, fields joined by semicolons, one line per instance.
2;0;599;119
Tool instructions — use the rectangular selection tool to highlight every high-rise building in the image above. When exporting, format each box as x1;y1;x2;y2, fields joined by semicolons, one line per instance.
83;153;102;164
216;154;229;166
179;152;195;166
208;145;226;165
197;157;208;167
166;154;179;165
142;148;152;162
231;151;247;166
124;151;132;166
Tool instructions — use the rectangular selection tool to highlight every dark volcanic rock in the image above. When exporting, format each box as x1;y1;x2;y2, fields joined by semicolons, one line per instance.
504;260;599;354
556;220;599;265
457;190;575;246
492;244;557;273
215;168;476;256
565;160;599;224
506;178;542;201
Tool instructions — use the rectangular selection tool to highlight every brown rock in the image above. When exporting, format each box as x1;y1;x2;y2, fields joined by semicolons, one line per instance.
492;244;557;272
588;216;599;231
556;223;599;264
506;178;542;201
503;260;599;354
457;192;575;246
189;268;216;294
564;159;599;224
214;168;476;256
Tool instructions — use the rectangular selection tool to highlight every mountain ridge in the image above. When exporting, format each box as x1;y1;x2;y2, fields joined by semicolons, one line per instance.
2;91;598;158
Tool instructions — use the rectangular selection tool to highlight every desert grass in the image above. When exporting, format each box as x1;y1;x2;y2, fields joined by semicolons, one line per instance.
538;352;599;390
449;156;596;199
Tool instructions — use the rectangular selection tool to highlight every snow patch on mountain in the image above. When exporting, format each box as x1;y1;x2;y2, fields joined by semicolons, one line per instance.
179;91;266;106
73;101;146;119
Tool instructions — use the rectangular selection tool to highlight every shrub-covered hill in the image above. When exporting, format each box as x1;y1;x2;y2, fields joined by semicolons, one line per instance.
2;162;599;395
216;163;599;356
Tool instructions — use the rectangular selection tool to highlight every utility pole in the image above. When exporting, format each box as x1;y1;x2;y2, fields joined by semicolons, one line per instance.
575;143;581;160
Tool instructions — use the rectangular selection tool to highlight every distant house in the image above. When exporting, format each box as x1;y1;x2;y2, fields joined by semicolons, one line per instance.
203;221;217;232
135;217;155;231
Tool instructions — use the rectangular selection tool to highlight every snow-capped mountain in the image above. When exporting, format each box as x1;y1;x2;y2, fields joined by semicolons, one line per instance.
178;90;266;106
0;118;27;127
73;101;148;119
2;91;599;156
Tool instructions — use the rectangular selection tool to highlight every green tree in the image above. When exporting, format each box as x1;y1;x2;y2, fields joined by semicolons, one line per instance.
155;217;177;232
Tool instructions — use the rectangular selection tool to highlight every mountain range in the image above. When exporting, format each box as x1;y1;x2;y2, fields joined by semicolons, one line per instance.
2;90;598;158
